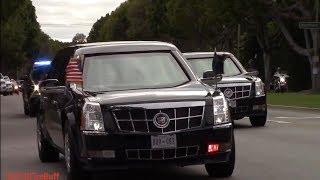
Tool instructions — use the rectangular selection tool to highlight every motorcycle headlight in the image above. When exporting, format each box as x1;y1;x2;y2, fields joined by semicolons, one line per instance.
212;96;230;125
255;78;265;97
34;84;40;92
280;77;285;83
81;102;105;132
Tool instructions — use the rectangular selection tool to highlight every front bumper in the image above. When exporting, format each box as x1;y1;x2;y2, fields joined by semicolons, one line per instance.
76;125;233;171
229;95;267;120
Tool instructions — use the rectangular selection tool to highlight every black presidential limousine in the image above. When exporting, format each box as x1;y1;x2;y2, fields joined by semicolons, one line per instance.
184;52;267;127
37;41;234;180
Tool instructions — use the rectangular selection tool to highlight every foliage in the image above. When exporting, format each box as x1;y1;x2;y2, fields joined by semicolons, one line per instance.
72;33;87;44
87;0;314;91
1;0;66;78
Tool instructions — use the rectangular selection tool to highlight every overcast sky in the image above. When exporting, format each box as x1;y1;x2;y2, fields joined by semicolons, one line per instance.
32;0;126;42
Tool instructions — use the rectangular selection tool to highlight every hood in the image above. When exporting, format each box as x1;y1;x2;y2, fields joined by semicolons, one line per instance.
87;82;211;105
218;75;255;85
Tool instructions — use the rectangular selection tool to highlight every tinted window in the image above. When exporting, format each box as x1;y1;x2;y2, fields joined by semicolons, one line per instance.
188;57;241;77
83;52;189;92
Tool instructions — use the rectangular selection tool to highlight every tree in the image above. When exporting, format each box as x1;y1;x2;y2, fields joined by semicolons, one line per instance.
85;0;316;91
1;0;67;77
261;0;320;91
72;33;87;44
87;15;109;42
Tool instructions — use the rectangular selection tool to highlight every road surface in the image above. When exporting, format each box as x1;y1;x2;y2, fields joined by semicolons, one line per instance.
1;95;320;180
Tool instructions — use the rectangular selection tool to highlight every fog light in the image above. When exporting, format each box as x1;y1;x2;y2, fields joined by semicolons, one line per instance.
208;144;219;153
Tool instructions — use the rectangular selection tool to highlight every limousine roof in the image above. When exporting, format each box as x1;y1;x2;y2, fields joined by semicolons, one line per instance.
73;41;178;55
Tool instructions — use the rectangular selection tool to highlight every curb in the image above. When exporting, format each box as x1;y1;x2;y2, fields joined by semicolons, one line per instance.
268;104;320;113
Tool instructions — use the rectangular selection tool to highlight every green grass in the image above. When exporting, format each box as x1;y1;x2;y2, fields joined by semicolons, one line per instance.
267;93;320;109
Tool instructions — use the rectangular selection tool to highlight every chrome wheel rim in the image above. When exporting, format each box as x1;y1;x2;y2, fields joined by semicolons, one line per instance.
65;134;71;172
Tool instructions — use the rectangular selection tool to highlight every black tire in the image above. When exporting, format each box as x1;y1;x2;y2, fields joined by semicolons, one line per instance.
37;114;60;162
205;136;235;178
64;122;89;180
29;106;37;117
249;115;267;127
23;101;30;115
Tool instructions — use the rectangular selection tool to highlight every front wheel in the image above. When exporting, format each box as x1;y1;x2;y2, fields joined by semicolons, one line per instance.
249;115;267;127
29;105;37;117
37;114;60;162
64;123;90;180
23;100;30;115
205;138;235;177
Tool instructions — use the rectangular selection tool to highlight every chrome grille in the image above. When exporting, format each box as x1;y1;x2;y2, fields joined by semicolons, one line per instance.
218;83;251;100
111;105;204;134
126;146;199;160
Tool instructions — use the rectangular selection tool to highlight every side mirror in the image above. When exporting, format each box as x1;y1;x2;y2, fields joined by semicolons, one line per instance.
39;79;59;88
203;70;216;79
245;71;259;76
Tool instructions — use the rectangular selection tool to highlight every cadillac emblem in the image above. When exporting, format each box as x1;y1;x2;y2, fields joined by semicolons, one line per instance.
153;112;170;129
224;88;234;99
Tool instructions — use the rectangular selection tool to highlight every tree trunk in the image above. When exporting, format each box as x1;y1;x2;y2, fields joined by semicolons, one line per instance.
263;52;271;90
311;56;320;91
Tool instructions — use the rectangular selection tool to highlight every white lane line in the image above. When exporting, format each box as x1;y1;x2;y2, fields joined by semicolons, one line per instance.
275;117;320;119
267;120;292;124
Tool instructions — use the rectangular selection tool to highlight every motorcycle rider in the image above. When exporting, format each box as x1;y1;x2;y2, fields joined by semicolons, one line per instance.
273;67;289;92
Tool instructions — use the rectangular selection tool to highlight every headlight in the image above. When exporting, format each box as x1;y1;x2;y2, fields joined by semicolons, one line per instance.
255;78;265;97
280;77;285;83
14;85;18;90
81;102;105;132
212;96;230;125
34;84;39;92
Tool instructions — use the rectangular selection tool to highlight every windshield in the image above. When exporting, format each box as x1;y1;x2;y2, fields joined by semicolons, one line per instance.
188;57;241;78
83;52;189;92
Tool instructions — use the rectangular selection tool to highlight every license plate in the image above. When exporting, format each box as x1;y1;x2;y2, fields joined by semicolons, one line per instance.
229;100;237;108
151;134;177;149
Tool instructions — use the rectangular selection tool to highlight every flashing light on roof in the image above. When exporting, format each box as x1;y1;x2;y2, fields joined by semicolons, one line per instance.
34;61;51;66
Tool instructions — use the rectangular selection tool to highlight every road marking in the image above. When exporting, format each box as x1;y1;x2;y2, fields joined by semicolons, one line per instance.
275;116;320;119
267;120;292;124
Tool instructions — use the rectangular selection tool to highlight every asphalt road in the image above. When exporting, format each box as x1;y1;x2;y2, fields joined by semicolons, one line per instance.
1;95;320;180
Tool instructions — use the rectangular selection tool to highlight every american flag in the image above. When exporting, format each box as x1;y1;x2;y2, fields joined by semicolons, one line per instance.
65;57;83;83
